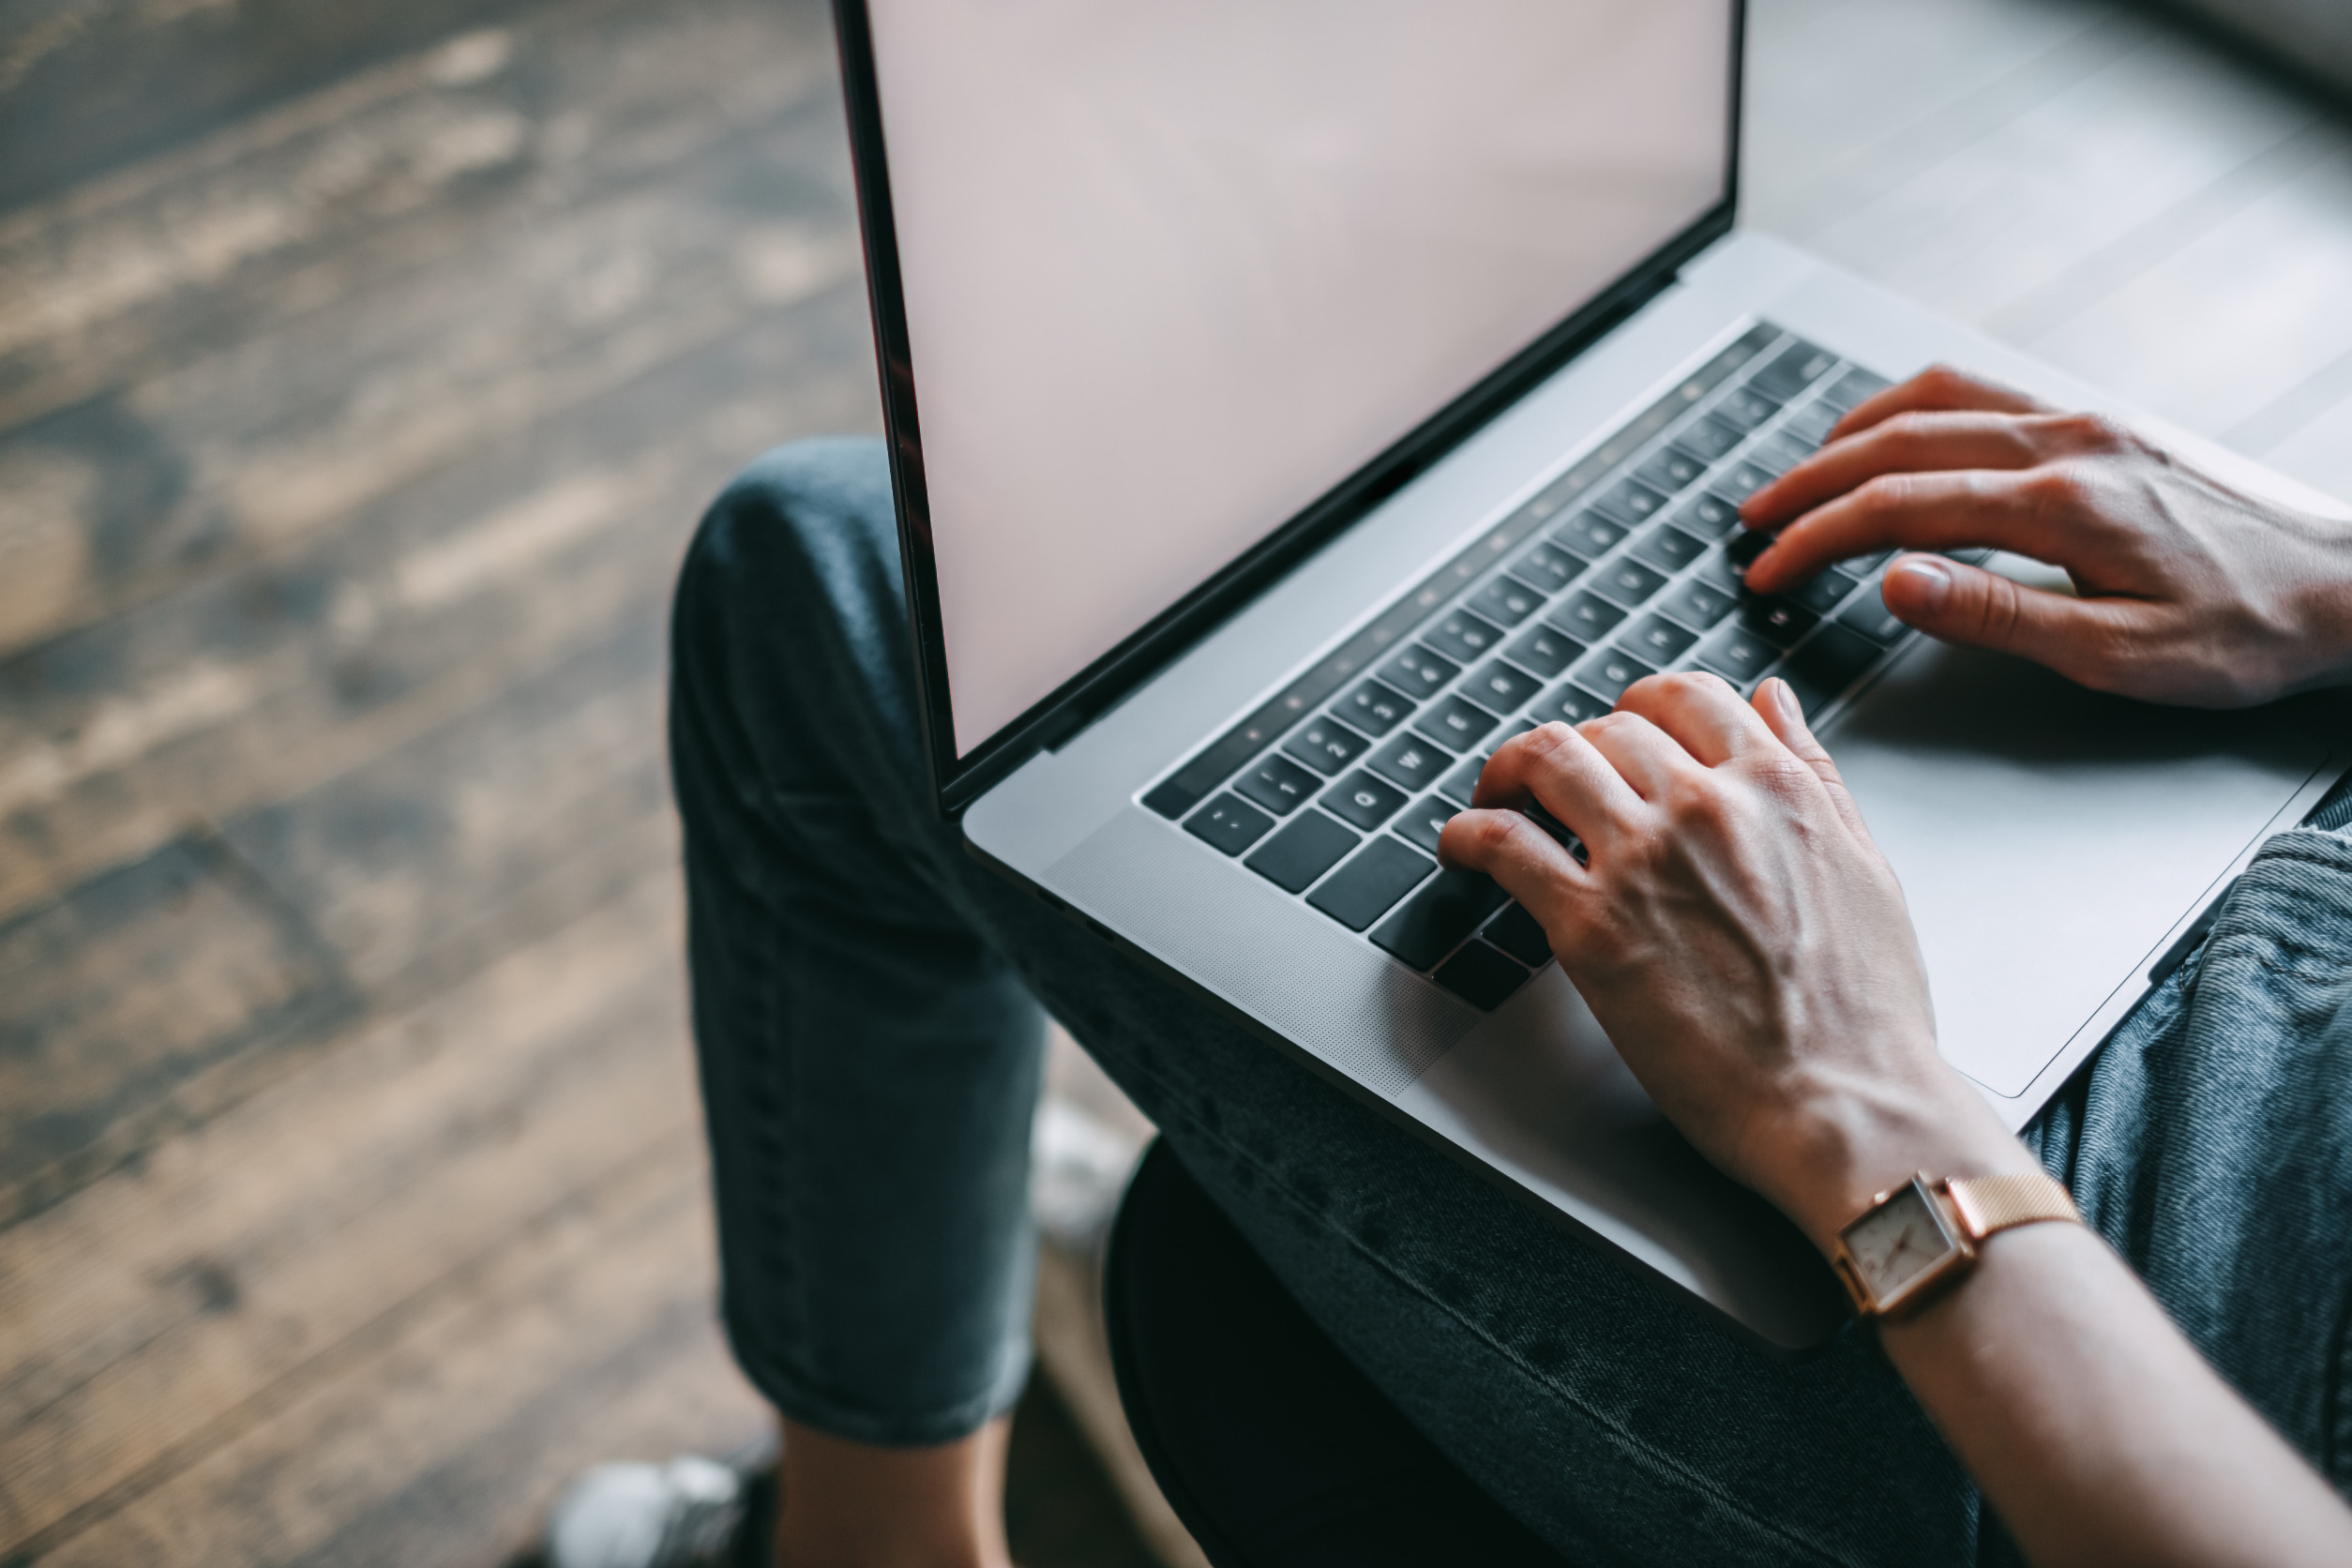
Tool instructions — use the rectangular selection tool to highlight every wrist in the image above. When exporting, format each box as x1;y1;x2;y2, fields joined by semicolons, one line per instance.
1756;1063;2033;1256
2278;512;2352;693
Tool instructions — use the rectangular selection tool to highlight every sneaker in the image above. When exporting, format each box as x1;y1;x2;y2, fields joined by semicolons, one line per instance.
544;1434;778;1568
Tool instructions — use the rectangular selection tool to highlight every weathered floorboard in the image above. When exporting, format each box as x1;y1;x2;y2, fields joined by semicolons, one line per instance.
4;0;882;1557
0;832;354;1205
0;0;562;213
31;1130;758;1568
0;0;855;657
0;275;877;937
0;877;709;1556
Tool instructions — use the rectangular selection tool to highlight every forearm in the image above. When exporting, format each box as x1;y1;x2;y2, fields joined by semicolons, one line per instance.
1757;1070;2352;1566
1880;1201;2352;1566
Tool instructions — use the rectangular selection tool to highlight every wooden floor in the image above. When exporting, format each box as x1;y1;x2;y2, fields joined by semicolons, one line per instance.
1;1;2346;1564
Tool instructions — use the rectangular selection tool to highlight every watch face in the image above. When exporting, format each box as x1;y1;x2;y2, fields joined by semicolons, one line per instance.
1844;1182;1961;1305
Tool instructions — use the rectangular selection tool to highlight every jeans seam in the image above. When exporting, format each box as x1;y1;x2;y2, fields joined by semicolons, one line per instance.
1150;1098;1875;1568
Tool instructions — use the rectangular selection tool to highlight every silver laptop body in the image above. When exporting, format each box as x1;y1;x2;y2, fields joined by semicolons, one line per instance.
834;0;2352;1349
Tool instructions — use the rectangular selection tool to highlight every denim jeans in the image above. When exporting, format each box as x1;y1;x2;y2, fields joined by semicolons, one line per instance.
668;439;2352;1567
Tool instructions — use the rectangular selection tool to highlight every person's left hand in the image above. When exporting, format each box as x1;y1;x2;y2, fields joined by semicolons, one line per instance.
1437;672;2030;1252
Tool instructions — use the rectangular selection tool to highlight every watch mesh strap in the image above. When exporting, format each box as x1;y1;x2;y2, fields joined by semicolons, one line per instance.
1945;1169;2080;1241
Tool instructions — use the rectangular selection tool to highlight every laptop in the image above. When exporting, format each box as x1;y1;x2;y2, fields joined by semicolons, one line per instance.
831;0;2352;1349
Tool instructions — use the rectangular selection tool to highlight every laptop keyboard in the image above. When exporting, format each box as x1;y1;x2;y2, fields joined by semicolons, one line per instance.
1140;322;1983;1012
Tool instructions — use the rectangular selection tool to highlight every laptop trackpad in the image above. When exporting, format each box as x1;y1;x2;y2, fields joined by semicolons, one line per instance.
1828;635;2339;1100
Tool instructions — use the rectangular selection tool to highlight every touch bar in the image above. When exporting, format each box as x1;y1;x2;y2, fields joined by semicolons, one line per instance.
1144;322;1782;819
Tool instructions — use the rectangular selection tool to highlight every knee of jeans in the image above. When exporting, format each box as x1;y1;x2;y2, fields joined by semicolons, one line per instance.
679;437;897;627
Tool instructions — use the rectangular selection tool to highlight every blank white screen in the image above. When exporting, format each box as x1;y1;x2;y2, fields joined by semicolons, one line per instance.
867;0;1732;757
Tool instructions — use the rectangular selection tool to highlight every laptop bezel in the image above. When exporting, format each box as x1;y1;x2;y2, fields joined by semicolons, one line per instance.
829;0;1751;817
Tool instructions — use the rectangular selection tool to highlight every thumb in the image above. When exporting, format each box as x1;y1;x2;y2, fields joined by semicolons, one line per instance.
1754;677;1870;840
1878;553;2121;675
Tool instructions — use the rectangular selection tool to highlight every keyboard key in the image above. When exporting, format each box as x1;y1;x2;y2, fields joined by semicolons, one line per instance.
1553;511;1627;559
1392;794;1456;855
1623;612;1698;664
1184;793;1274;856
1787;566;1861;618
1370;869;1509;970
1631;522;1707;573
1739;597;1818;648
1232;753;1320;816
1530;682;1613;726
1336;678;1414;737
1712;460;1773;502
1424;608;1505;663
1821;367;1891;412
1411;693;1501;752
1714;385;1782;430
1674;491;1743;537
1366;732;1449;793
1752;340;1839;400
1466;658;1544;714
1320;769;1410;831
1636;445;1706;493
1662;577;1737;629
1282;715;1369;776
1571;646;1657;702
1511;542;1589;595
1306;837;1435;930
1547;589;1627;641
1590;558;1671;609
1244;809;1359;894
1438;753;1487;807
1780;624;1883;712
1590;477;1670;529
1432;942;1530;1010
1787;400;1842;444
1671;414;1744;461
1749;431;1817;476
1484;903;1554;967
1837;590;1908;644
1468;576;1544;627
1723;528;1772;577
1505;622;1585;678
1696;624;1777;683
1693;546;1747;594
1381;644;1460;700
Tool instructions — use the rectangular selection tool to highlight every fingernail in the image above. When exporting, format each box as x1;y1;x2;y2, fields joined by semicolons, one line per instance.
1890;556;1951;612
1771;677;1803;727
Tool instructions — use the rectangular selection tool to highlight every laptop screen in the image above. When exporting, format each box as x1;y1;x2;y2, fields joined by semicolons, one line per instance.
856;0;1737;776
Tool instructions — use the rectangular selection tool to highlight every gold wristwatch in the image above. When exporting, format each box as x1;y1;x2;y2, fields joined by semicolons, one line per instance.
1832;1169;2081;1319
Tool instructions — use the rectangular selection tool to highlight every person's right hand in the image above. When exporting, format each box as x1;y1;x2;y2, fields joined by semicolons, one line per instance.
1438;673;2029;1255
1739;367;2352;708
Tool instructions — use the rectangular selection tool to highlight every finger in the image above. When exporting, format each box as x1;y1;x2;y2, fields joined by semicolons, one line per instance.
1741;411;2046;530
1876;552;2143;683
1576;709;1711;802
1752;678;1868;840
1829;364;2048;444
1612;671;1776;768
1471;721;1647;853
1741;469;2087;595
1439;806;1588;935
